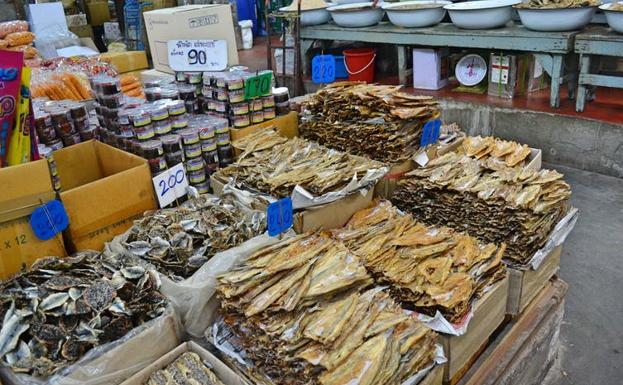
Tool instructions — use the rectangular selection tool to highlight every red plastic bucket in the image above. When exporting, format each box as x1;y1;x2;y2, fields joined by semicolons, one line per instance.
343;48;376;83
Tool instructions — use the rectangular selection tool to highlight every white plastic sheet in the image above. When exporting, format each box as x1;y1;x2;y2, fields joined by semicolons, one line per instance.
528;207;579;270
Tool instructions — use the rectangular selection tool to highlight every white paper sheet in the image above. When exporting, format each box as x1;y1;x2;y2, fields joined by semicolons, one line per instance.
528;207;579;270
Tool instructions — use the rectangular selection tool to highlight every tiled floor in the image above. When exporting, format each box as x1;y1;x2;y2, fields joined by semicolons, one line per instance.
240;37;623;125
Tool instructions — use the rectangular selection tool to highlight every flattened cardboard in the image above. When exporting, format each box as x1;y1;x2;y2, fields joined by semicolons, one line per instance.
54;141;157;252
442;277;509;383
143;5;239;74
210;175;374;233
420;365;443;385
506;245;562;316
0;160;65;279
121;342;249;385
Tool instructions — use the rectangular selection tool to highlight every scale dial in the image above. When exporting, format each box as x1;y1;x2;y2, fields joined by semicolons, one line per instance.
455;54;487;87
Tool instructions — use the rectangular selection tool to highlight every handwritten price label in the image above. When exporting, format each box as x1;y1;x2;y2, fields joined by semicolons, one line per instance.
30;200;69;241
167;39;228;72
152;163;189;208
267;197;293;236
244;72;272;100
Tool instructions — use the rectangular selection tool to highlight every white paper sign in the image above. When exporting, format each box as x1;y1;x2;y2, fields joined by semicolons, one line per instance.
491;56;510;85
152;163;189;208
167;39;228;71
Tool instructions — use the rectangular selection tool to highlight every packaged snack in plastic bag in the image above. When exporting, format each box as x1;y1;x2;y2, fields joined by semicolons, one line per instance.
0;20;28;39
6;31;35;47
6;45;39;59
0;50;23;167
0;40;7;49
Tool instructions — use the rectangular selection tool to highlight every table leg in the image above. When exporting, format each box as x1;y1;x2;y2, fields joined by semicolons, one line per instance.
575;54;591;113
397;45;408;85
300;39;314;77
549;55;563;108
565;54;578;100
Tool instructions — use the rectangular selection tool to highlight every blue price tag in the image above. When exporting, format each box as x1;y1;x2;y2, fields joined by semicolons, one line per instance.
420;119;442;147
267;198;293;237
30;200;69;241
312;55;336;84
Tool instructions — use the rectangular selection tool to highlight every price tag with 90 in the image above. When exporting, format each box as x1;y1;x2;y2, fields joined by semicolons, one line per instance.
167;39;228;72
152;163;189;208
244;72;272;100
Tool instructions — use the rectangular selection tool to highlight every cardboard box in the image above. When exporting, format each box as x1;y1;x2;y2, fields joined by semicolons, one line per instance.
144;5;239;74
0;161;66;280
100;51;149;74
413;48;449;90
140;68;176;84
122;341;248;385
421;365;443;385
442;277;509;384
506;245;562;316
210;175;374;233
231;111;299;155
86;0;111;26
54;140;157;252
69;24;94;39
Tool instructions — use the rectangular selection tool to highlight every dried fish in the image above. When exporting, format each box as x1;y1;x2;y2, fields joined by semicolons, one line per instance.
0;251;167;377
515;0;599;9
121;193;268;281
392;150;571;264
145;351;225;385
299;83;440;163
216;233;437;385
221;129;387;199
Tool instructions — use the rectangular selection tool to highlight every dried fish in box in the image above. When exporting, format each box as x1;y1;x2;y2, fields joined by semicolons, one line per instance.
0;251;167;377
459;136;534;170
216;233;438;385
392;150;571;264
515;0;599;9
145;352;224;385
122;193;268;281
220;129;387;199
331;200;506;323
299;82;440;163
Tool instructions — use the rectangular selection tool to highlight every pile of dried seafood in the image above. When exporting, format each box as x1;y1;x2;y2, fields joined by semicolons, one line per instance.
0;251;167;377
221;129;387;199
391;151;571;264
460;136;533;170
332;201;506;322
515;0;599;8
299;82;439;163
216;233;438;385
145;352;224;385
121;194;267;281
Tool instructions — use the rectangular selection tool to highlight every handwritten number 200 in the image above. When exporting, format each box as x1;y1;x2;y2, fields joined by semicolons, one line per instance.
188;49;207;65
159;170;185;197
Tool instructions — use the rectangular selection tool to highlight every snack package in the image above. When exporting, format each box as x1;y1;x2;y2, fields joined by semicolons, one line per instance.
7;45;39;59
6;31;35;47
0;20;28;39
7;66;32;165
0;50;24;168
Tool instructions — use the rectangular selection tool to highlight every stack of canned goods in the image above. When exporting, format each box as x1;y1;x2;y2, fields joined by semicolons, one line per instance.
33;100;100;151
37;145;61;191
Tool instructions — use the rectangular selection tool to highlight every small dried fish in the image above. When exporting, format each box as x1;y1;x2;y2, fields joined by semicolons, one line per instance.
515;0;599;8
145;352;225;385
299;83;440;163
0;251;166;377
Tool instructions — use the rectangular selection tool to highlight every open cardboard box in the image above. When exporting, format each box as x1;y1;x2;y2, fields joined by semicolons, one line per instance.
230;111;299;143
210;174;375;233
54;140;157;252
121;342;249;385
0;160;66;279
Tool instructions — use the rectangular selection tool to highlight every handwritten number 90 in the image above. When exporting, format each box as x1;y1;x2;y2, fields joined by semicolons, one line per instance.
188;49;207;65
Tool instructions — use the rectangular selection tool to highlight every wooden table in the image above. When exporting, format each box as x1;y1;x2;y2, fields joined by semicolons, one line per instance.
300;22;579;108
575;27;623;112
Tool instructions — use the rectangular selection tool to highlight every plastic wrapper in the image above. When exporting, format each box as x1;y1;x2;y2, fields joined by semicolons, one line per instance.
6;45;39;60
31;70;92;101
6;32;35;47
0;40;7;49
0;21;28;39
33;27;79;59
0;306;181;385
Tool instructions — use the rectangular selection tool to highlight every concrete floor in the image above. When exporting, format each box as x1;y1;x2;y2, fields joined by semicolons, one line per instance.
550;163;623;385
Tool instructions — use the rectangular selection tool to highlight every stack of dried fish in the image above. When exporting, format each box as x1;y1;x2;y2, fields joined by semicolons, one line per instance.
332;201;506;322
216;233;438;385
515;0;599;8
145;352;224;385
0;251;167;377
459;136;533;170
121;194;267;281
221;129;387;198
299;82;439;163
392;151;571;264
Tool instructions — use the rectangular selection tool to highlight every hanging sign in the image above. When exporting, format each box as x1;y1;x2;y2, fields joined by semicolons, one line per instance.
167;39;228;72
152;163;189;208
267;197;293;236
30;200;69;241
244;71;273;100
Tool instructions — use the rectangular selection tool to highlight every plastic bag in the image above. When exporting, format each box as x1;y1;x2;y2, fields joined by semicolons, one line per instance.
6;31;35;47
0;20;28;39
6;45;39;60
0;306;182;385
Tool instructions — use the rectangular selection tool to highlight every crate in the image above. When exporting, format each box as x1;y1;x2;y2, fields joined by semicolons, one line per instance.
506;245;562;317
442;276;509;384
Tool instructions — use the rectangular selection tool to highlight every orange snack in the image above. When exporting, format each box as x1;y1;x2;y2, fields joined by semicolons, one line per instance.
7;45;38;59
120;74;139;86
121;82;141;93
0;40;7;49
6;31;35;47
0;21;28;39
67;73;91;99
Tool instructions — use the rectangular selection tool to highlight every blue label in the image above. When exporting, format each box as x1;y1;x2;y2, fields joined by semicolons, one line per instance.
30;200;69;241
420;119;442;147
312;55;336;84
267;197;293;237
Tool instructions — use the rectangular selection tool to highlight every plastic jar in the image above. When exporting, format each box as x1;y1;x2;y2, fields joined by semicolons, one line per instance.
184;142;202;159
217;143;233;167
161;134;182;153
185;156;204;171
231;102;249;116
215;127;230;145
251;111;264;124
232;114;250;128
263;107;276;120
188;168;207;184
